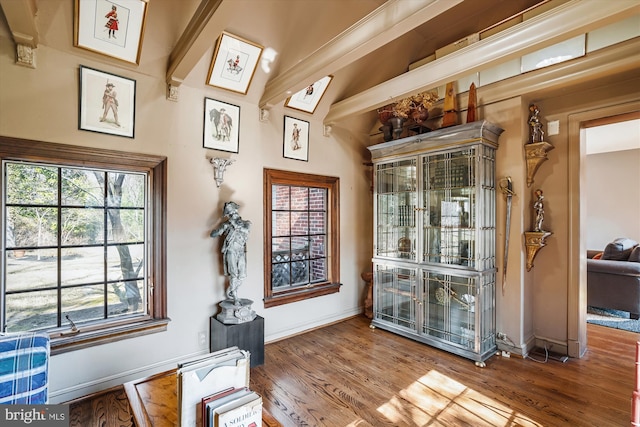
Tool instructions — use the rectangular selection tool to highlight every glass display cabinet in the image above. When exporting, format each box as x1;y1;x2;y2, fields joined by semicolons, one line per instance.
368;121;503;366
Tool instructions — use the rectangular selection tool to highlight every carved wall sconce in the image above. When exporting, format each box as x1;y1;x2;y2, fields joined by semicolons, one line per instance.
525;142;555;187
524;230;552;271
525;104;554;187
209;157;235;188
524;188;551;271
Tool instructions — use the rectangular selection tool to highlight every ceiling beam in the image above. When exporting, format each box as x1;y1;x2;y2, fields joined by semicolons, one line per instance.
324;0;640;125
258;0;463;110
0;0;38;47
166;0;230;86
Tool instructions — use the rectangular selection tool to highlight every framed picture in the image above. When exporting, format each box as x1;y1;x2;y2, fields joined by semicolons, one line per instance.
285;75;333;114
79;66;136;138
203;98;240;153
283;116;309;162
74;0;148;65
206;32;263;94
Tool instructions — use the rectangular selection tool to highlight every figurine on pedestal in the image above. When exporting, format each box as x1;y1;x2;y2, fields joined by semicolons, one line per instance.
210;201;256;324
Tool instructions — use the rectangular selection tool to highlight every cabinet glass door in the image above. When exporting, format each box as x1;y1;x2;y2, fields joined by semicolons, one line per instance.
421;149;477;267
375;159;417;260
421;271;476;350
374;264;416;330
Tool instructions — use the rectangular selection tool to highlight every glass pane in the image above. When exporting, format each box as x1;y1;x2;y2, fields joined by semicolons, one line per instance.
62;207;105;245
290;186;308;210
521;34;585;72
61;168;104;207
272;263;290;288
5;289;58;332
7;206;57;247
309;188;326;210
272;211;290;237
62;285;105;324
291;236;309;260
309;211;325;234
291;260;309;285
61;247;104;287
107;172;145;208
291;212;308;236
6;163;58;205
310;235;325;258
310;258;326;282
107;244;145;282
272;237;290;263
272;185;289;210
374;265;415;329
6;248;58;292
108;209;144;243
109;279;144;314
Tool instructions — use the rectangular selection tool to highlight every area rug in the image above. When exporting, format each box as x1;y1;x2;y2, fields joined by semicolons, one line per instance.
587;306;640;333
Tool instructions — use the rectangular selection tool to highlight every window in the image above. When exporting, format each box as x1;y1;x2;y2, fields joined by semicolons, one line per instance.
263;169;340;307
1;137;168;354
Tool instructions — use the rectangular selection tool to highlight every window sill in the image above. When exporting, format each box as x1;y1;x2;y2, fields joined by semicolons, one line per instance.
50;317;170;355
264;283;341;308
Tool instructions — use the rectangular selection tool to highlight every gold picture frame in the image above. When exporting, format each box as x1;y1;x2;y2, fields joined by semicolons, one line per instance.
74;0;148;65
285;76;333;114
206;32;263;95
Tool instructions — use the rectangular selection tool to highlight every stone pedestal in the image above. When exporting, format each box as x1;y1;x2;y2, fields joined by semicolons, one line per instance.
216;298;256;324
210;315;264;367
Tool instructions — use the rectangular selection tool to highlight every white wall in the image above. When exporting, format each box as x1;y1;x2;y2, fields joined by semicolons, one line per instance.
0;8;372;402
586;149;640;250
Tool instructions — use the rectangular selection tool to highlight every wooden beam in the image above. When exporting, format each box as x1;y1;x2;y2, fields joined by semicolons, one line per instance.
0;0;38;47
166;0;228;87
324;0;640;125
258;0;462;109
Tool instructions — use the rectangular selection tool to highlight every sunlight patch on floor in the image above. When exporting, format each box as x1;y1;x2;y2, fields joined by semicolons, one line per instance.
376;369;542;426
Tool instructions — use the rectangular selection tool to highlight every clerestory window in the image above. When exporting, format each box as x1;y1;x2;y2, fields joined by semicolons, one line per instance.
263;169;340;307
1;137;168;354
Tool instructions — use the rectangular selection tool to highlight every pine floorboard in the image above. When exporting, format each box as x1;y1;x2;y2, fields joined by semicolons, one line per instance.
68;315;637;426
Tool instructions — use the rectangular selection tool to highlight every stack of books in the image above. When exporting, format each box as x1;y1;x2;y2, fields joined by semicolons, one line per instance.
202;386;262;427
177;346;262;427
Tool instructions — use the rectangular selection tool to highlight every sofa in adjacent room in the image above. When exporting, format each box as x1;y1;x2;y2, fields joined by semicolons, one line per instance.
587;238;640;319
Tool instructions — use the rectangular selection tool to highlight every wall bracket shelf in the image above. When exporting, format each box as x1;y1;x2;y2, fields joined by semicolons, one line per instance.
525;141;554;187
524;230;553;271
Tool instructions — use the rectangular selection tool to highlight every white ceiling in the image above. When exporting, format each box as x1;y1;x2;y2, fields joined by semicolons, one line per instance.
586;119;640;155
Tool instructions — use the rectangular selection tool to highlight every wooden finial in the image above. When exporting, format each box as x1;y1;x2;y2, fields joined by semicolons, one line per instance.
441;82;458;128
466;83;477;123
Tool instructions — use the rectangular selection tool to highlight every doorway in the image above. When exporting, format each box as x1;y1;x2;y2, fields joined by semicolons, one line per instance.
567;106;640;358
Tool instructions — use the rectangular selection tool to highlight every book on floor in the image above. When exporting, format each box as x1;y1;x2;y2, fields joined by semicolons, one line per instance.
209;390;262;427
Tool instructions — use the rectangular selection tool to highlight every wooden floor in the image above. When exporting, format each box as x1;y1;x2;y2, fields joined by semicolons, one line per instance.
69;316;637;426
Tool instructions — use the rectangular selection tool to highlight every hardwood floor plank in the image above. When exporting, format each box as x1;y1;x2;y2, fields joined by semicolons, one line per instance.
251;316;638;427
68;317;637;426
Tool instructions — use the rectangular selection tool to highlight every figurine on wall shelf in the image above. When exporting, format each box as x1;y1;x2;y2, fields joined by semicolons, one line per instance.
524;188;552;271
210;201;256;323
533;189;545;232
524;104;554;187
528;104;544;144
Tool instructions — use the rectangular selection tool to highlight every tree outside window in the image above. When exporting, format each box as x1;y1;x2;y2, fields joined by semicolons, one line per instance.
1;137;167;354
